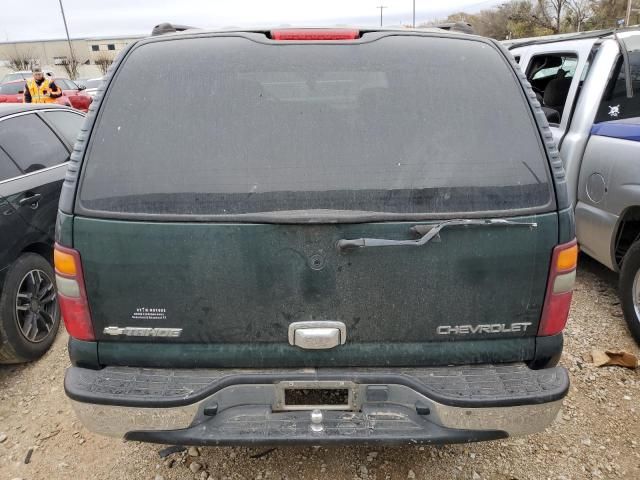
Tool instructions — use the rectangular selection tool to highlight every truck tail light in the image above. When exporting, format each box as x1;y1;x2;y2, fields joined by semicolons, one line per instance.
271;29;360;41
538;240;578;336
54;243;95;341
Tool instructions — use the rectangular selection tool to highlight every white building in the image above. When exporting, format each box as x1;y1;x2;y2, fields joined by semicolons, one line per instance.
0;35;144;80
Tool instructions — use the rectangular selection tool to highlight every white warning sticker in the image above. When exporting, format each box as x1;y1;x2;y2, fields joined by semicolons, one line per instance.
131;307;167;321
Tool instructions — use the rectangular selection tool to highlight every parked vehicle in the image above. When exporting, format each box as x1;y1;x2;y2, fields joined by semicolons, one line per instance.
77;77;103;98
60;26;574;445
0;81;26;102
55;78;92;112
0;104;85;363
0;71;31;83
509;27;640;344
0;79;92;112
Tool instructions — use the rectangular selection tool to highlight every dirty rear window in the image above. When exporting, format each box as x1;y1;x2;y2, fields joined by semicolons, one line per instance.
78;34;552;219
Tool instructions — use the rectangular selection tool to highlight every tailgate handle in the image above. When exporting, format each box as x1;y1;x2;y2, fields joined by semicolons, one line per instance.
288;321;347;350
337;218;538;251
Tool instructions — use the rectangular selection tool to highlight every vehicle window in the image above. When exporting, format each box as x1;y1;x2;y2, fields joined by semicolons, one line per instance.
532;57;577;80
0;147;21;181
0;73;27;83
527;53;577;123
595;37;640;123
0;83;24;95
85;79;102;89
79;35;552;217
57;79;72;90
41;111;84;145
0;114;69;173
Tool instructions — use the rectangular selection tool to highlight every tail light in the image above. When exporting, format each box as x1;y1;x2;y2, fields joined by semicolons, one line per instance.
271;29;360;41
54;243;95;341
538;239;578;336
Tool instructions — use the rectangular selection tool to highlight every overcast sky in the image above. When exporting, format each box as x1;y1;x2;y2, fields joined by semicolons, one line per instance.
1;0;501;42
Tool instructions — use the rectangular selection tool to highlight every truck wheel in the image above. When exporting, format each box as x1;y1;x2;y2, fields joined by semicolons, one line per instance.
619;242;640;345
0;253;60;364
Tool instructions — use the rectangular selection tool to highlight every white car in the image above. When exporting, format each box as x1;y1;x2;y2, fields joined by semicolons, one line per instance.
79;77;104;98
0;71;31;83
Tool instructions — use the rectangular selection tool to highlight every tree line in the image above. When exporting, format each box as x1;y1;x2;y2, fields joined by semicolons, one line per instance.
427;0;639;39
7;52;113;79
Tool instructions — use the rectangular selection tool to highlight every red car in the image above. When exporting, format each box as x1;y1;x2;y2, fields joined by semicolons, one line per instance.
0;78;92;112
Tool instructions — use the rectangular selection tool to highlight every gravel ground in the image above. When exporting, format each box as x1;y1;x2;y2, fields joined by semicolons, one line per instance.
1;254;639;480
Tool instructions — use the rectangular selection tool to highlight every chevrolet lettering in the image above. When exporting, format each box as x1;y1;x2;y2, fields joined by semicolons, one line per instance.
437;323;533;335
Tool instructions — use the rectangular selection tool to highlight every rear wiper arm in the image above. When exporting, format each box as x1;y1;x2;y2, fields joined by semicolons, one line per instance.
336;218;538;251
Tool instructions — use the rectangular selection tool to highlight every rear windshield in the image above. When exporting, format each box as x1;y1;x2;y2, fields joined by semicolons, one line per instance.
0;83;24;95
84;78;103;89
78;34;552;219
0;73;27;83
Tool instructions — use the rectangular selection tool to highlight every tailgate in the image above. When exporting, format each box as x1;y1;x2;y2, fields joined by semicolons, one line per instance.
74;213;556;367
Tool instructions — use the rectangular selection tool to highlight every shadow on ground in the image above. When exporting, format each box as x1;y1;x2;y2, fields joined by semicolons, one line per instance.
578;252;617;289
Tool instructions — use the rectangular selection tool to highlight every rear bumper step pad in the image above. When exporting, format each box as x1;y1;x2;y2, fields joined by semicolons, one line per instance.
124;405;508;446
65;363;568;409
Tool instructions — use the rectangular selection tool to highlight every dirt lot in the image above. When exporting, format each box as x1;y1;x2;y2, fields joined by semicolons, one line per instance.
1;255;639;480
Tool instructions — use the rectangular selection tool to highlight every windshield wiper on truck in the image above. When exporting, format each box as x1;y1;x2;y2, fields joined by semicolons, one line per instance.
336;218;538;251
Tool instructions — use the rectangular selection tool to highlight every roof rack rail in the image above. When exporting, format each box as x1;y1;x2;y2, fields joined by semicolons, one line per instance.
505;26;639;50
151;23;197;36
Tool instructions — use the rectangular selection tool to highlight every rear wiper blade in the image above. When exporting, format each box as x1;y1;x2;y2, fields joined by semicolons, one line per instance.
336;218;538;250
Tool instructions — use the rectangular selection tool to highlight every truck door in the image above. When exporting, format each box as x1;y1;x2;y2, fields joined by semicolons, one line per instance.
576;32;640;270
516;40;594;144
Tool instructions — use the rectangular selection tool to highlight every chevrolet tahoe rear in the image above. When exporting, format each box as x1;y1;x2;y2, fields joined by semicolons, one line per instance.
56;27;575;445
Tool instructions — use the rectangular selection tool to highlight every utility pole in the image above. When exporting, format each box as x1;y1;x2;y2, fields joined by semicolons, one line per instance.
624;0;640;27
58;0;77;73
412;0;416;28
377;5;387;27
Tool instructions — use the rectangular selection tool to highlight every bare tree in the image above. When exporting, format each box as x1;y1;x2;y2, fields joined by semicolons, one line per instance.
94;54;113;75
422;0;634;37
566;0;593;31
60;58;80;80
590;0;632;29
8;51;34;71
532;0;570;33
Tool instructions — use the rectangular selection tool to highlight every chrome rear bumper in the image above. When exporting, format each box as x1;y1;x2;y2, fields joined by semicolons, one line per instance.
66;364;568;444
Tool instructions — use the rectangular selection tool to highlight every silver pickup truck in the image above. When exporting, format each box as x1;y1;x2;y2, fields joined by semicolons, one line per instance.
508;28;640;344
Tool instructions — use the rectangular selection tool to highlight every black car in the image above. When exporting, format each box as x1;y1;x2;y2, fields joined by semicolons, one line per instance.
0;104;84;363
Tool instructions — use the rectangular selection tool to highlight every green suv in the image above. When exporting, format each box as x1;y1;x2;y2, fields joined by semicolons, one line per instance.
57;27;576;445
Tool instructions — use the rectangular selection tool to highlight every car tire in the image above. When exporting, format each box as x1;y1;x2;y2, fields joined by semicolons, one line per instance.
0;253;60;364
619;242;640;345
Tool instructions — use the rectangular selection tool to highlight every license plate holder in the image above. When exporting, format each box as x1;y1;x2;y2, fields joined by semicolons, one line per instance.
273;380;358;411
